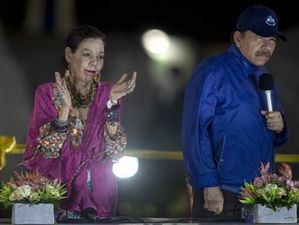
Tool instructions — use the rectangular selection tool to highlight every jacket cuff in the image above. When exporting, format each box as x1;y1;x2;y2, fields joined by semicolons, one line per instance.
190;171;219;189
274;120;288;147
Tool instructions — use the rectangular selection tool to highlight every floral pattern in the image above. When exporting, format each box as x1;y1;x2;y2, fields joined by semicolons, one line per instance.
104;127;127;163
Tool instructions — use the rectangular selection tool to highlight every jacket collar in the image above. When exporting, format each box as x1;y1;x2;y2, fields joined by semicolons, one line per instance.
228;44;257;77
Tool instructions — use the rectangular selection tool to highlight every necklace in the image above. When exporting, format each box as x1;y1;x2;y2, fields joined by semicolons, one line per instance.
65;76;97;108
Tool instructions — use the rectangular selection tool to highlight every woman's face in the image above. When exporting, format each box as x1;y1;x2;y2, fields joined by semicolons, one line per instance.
65;38;105;83
234;30;276;66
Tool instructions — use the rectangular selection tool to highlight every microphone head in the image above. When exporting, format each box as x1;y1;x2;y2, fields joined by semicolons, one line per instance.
259;73;274;90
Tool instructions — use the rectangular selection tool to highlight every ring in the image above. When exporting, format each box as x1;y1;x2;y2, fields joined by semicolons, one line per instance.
58;91;64;97
126;81;132;89
125;88;132;94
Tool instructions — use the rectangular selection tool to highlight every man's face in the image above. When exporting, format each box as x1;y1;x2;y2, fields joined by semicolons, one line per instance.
234;30;276;66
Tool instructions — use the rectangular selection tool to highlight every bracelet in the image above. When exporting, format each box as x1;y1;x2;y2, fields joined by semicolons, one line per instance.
51;118;69;133
55;118;69;126
105;104;120;127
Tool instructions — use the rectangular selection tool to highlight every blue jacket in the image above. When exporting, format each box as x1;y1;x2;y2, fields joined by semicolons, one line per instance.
181;44;288;193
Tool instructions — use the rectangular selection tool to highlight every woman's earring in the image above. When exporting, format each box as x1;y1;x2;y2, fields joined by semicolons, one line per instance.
64;69;70;77
65;64;70;77
94;73;101;83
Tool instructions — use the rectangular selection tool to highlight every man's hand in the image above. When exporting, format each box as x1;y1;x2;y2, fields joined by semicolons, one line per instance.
261;111;284;133
203;186;224;214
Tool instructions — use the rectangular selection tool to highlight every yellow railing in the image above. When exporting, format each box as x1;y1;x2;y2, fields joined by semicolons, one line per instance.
0;136;16;170
1;136;299;170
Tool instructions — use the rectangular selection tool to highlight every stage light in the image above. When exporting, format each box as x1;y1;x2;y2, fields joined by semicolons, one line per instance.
142;29;170;60
112;156;139;178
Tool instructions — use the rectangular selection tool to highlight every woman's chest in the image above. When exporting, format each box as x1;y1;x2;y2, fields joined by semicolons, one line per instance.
72;107;90;123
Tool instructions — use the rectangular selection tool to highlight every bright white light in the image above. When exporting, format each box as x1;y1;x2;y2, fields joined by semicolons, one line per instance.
142;29;170;58
112;156;139;178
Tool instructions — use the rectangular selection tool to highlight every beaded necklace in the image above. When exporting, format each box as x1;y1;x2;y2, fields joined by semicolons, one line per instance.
65;76;98;108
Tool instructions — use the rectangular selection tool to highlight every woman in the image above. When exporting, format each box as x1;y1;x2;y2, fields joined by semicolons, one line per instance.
22;25;136;219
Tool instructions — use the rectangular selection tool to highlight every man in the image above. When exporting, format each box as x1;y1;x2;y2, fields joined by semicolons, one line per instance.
181;5;288;220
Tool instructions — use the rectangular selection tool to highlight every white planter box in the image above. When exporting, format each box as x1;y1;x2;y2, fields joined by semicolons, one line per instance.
12;203;55;224
253;204;297;223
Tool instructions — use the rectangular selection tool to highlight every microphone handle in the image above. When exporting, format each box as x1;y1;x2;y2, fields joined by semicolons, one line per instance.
265;90;273;112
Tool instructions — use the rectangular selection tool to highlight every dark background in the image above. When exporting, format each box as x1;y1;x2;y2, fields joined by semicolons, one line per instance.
1;1;299;40
0;0;299;218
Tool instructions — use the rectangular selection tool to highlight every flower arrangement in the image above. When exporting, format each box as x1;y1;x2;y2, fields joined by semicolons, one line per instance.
239;163;299;211
0;170;67;208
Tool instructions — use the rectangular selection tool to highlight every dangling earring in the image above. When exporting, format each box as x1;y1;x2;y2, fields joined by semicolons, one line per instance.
94;73;101;83
64;64;71;78
64;69;70;77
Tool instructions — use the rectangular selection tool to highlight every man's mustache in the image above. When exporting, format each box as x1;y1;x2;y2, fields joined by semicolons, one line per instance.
256;51;271;58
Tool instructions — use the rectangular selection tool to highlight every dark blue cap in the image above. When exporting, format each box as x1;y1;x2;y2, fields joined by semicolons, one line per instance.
237;5;287;41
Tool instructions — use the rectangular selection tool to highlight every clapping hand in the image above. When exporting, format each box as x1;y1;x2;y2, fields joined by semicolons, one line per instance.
109;71;137;103
55;72;72;113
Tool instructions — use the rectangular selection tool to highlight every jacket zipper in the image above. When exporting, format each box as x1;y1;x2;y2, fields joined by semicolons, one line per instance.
217;136;226;169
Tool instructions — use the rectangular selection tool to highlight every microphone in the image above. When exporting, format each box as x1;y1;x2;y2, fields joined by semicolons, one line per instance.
259;73;274;112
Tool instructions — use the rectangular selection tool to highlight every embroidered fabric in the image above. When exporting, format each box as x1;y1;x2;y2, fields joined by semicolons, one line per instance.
104;127;127;163
37;124;67;159
37;114;84;159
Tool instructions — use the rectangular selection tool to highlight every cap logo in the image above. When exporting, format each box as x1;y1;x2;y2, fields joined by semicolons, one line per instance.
265;15;276;26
